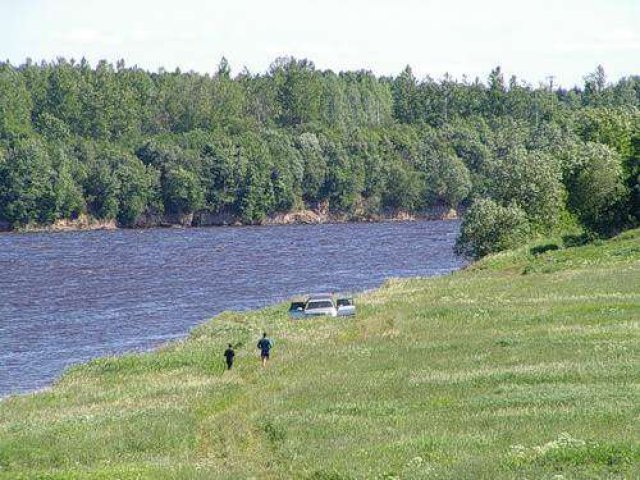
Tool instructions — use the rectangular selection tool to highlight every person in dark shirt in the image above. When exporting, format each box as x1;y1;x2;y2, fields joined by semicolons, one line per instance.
257;332;273;367
223;344;235;370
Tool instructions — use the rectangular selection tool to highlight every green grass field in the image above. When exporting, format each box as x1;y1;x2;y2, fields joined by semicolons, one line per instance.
1;230;640;479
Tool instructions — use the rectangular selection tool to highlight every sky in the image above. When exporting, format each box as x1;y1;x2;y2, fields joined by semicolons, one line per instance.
2;0;640;88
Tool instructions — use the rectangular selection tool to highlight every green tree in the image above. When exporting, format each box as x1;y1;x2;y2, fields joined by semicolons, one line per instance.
574;107;635;159
455;198;530;259
83;154;120;220
484;147;564;231
322;140;363;213
241;70;279;128
392;66;418;123
3;56;640;238
162;166;205;215
565;142;627;235
264;130;302;211
0;63;33;140
485;66;506;117
236;161;272;223
115;156;160;226
583;65;612;107
50;147;85;220
297;132;326;203
629;130;640;223
381;159;423;211
446;118;493;172
0;139;57;226
45;58;85;135
210;59;247;133
271;57;322;127
201;139;239;213
422;151;471;208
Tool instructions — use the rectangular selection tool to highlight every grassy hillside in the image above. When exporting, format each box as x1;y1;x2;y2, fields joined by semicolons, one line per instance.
1;230;640;479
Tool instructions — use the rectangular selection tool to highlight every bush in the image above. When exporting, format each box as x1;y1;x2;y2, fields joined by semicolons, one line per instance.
483;148;564;232
423;152;471;208
565;142;627;236
162;166;205;215
115;157;160;226
530;242;560;256
0;139;57;226
455;198;530;259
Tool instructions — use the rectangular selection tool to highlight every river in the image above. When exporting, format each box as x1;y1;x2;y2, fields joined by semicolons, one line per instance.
0;220;464;397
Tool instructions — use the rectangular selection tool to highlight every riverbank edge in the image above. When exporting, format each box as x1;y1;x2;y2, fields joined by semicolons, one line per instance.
0;230;465;401
1;206;459;233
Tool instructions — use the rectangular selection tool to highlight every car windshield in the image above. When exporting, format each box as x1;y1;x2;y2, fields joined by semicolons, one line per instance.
289;302;305;311
306;300;334;309
337;298;352;307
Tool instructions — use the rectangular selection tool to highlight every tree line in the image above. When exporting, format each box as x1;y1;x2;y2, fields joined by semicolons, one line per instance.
0;58;639;256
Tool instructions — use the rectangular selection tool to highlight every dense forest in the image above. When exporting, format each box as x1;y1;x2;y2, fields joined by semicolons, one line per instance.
1;57;639;256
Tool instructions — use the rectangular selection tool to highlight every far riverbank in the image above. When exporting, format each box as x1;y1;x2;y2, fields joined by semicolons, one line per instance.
0;205;459;234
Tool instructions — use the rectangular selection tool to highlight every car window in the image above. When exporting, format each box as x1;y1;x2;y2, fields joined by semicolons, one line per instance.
306;301;334;309
337;298;352;307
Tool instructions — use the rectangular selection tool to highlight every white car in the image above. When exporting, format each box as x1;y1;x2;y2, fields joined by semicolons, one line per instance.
304;295;337;317
336;297;356;316
288;294;356;318
288;301;306;319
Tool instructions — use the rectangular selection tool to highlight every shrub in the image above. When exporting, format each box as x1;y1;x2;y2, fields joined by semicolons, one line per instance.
565;142;627;236
455;198;530;259
530;242;560;256
162;166;205;215
483;148;564;232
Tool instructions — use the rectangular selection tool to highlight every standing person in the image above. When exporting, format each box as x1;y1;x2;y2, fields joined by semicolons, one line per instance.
257;332;273;367
223;343;235;370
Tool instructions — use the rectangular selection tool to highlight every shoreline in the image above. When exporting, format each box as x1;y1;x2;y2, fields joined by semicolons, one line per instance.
1;206;459;234
0;269;461;401
0;218;464;398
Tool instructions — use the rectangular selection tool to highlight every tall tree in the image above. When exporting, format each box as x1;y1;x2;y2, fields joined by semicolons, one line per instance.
0;139;56;226
0;63;33;140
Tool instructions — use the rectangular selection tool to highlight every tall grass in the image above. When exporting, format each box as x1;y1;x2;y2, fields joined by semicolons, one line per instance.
1;230;640;479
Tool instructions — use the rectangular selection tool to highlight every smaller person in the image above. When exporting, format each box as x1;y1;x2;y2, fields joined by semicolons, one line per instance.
223;343;235;370
257;332;273;367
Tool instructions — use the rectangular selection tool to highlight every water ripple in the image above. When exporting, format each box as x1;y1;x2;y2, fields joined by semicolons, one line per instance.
0;220;464;396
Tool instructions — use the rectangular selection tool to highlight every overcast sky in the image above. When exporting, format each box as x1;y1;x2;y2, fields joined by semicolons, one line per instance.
3;0;639;87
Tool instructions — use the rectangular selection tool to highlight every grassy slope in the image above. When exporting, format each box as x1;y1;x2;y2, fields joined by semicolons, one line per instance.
1;230;640;479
